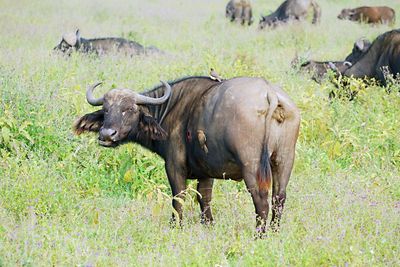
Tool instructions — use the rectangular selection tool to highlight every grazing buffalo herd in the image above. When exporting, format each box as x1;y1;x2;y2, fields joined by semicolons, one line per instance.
65;0;398;235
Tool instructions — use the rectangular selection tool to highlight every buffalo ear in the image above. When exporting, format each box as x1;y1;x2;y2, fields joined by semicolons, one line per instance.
74;110;104;135
139;114;167;140
355;39;365;51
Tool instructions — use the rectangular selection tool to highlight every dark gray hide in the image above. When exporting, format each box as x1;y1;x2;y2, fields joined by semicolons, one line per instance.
259;0;321;29
226;0;253;25
74;76;300;234
54;30;161;56
338;29;400;85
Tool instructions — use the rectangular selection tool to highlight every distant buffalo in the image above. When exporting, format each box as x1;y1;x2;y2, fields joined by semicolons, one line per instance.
259;0;321;29
338;6;395;25
336;29;400;86
226;0;253;25
54;29;161;56
299;61;352;83
299;38;371;83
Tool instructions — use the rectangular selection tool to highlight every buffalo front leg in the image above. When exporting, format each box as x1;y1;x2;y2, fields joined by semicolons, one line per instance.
165;161;187;227
243;169;270;236
197;178;214;225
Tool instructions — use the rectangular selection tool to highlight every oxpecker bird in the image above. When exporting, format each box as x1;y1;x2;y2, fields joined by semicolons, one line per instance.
209;68;223;82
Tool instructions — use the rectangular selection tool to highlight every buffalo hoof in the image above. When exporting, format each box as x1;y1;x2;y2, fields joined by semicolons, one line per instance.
169;215;183;228
200;217;214;226
269;223;281;233
254;226;268;239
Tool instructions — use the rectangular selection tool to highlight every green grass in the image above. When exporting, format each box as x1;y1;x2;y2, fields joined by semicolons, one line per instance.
1;0;400;265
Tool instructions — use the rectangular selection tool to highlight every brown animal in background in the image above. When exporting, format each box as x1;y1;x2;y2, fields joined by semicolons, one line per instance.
74;76;300;235
226;0;253;25
338;6;395;25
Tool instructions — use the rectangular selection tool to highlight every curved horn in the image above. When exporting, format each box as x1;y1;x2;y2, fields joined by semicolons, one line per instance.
328;61;337;71
344;61;352;67
135;80;172;105
86;82;104;106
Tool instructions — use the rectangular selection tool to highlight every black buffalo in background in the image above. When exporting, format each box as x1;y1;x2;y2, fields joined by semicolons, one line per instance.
54;29;162;56
259;0;321;29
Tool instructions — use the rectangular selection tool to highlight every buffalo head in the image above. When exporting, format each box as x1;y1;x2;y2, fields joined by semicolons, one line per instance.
345;38;371;63
337;9;355;20
258;16;279;30
226;4;234;18
54;29;81;55
74;81;171;147
327;61;353;75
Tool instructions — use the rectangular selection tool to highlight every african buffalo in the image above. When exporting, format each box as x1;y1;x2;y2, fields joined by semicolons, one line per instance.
259;0;321;29
336;29;400;86
299;38;371;82
338;6;395;25
74;76;300;234
226;0;253;25
299;61;352;83
54;29;161;56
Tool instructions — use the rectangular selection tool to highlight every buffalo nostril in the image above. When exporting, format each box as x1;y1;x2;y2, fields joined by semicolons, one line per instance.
100;128;118;141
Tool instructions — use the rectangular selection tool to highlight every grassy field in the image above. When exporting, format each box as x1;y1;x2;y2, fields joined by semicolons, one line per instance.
1;0;400;265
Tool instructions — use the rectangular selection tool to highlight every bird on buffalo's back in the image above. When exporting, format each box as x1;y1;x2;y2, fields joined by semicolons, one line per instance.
209;68;223;82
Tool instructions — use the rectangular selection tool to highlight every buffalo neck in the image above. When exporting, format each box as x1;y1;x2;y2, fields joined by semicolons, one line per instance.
132;76;219;157
77;38;92;52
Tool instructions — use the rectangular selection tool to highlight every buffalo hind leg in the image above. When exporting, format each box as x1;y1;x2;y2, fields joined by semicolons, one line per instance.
165;161;187;227
197;178;214;225
234;5;244;24
270;151;295;232
243;168;270;237
243;6;252;25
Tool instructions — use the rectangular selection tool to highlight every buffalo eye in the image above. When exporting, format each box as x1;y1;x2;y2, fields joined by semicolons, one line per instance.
122;107;135;116
128;107;137;113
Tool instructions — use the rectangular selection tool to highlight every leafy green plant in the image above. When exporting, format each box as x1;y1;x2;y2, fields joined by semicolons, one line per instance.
0;109;34;157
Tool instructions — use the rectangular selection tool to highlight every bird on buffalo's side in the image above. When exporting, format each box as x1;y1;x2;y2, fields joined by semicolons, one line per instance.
197;130;209;154
209;68;223;82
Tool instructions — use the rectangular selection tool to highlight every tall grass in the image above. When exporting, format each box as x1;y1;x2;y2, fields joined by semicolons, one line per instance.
1;0;399;265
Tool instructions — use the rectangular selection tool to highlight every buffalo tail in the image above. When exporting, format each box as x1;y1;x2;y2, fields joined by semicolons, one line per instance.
257;143;272;193
256;84;278;193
